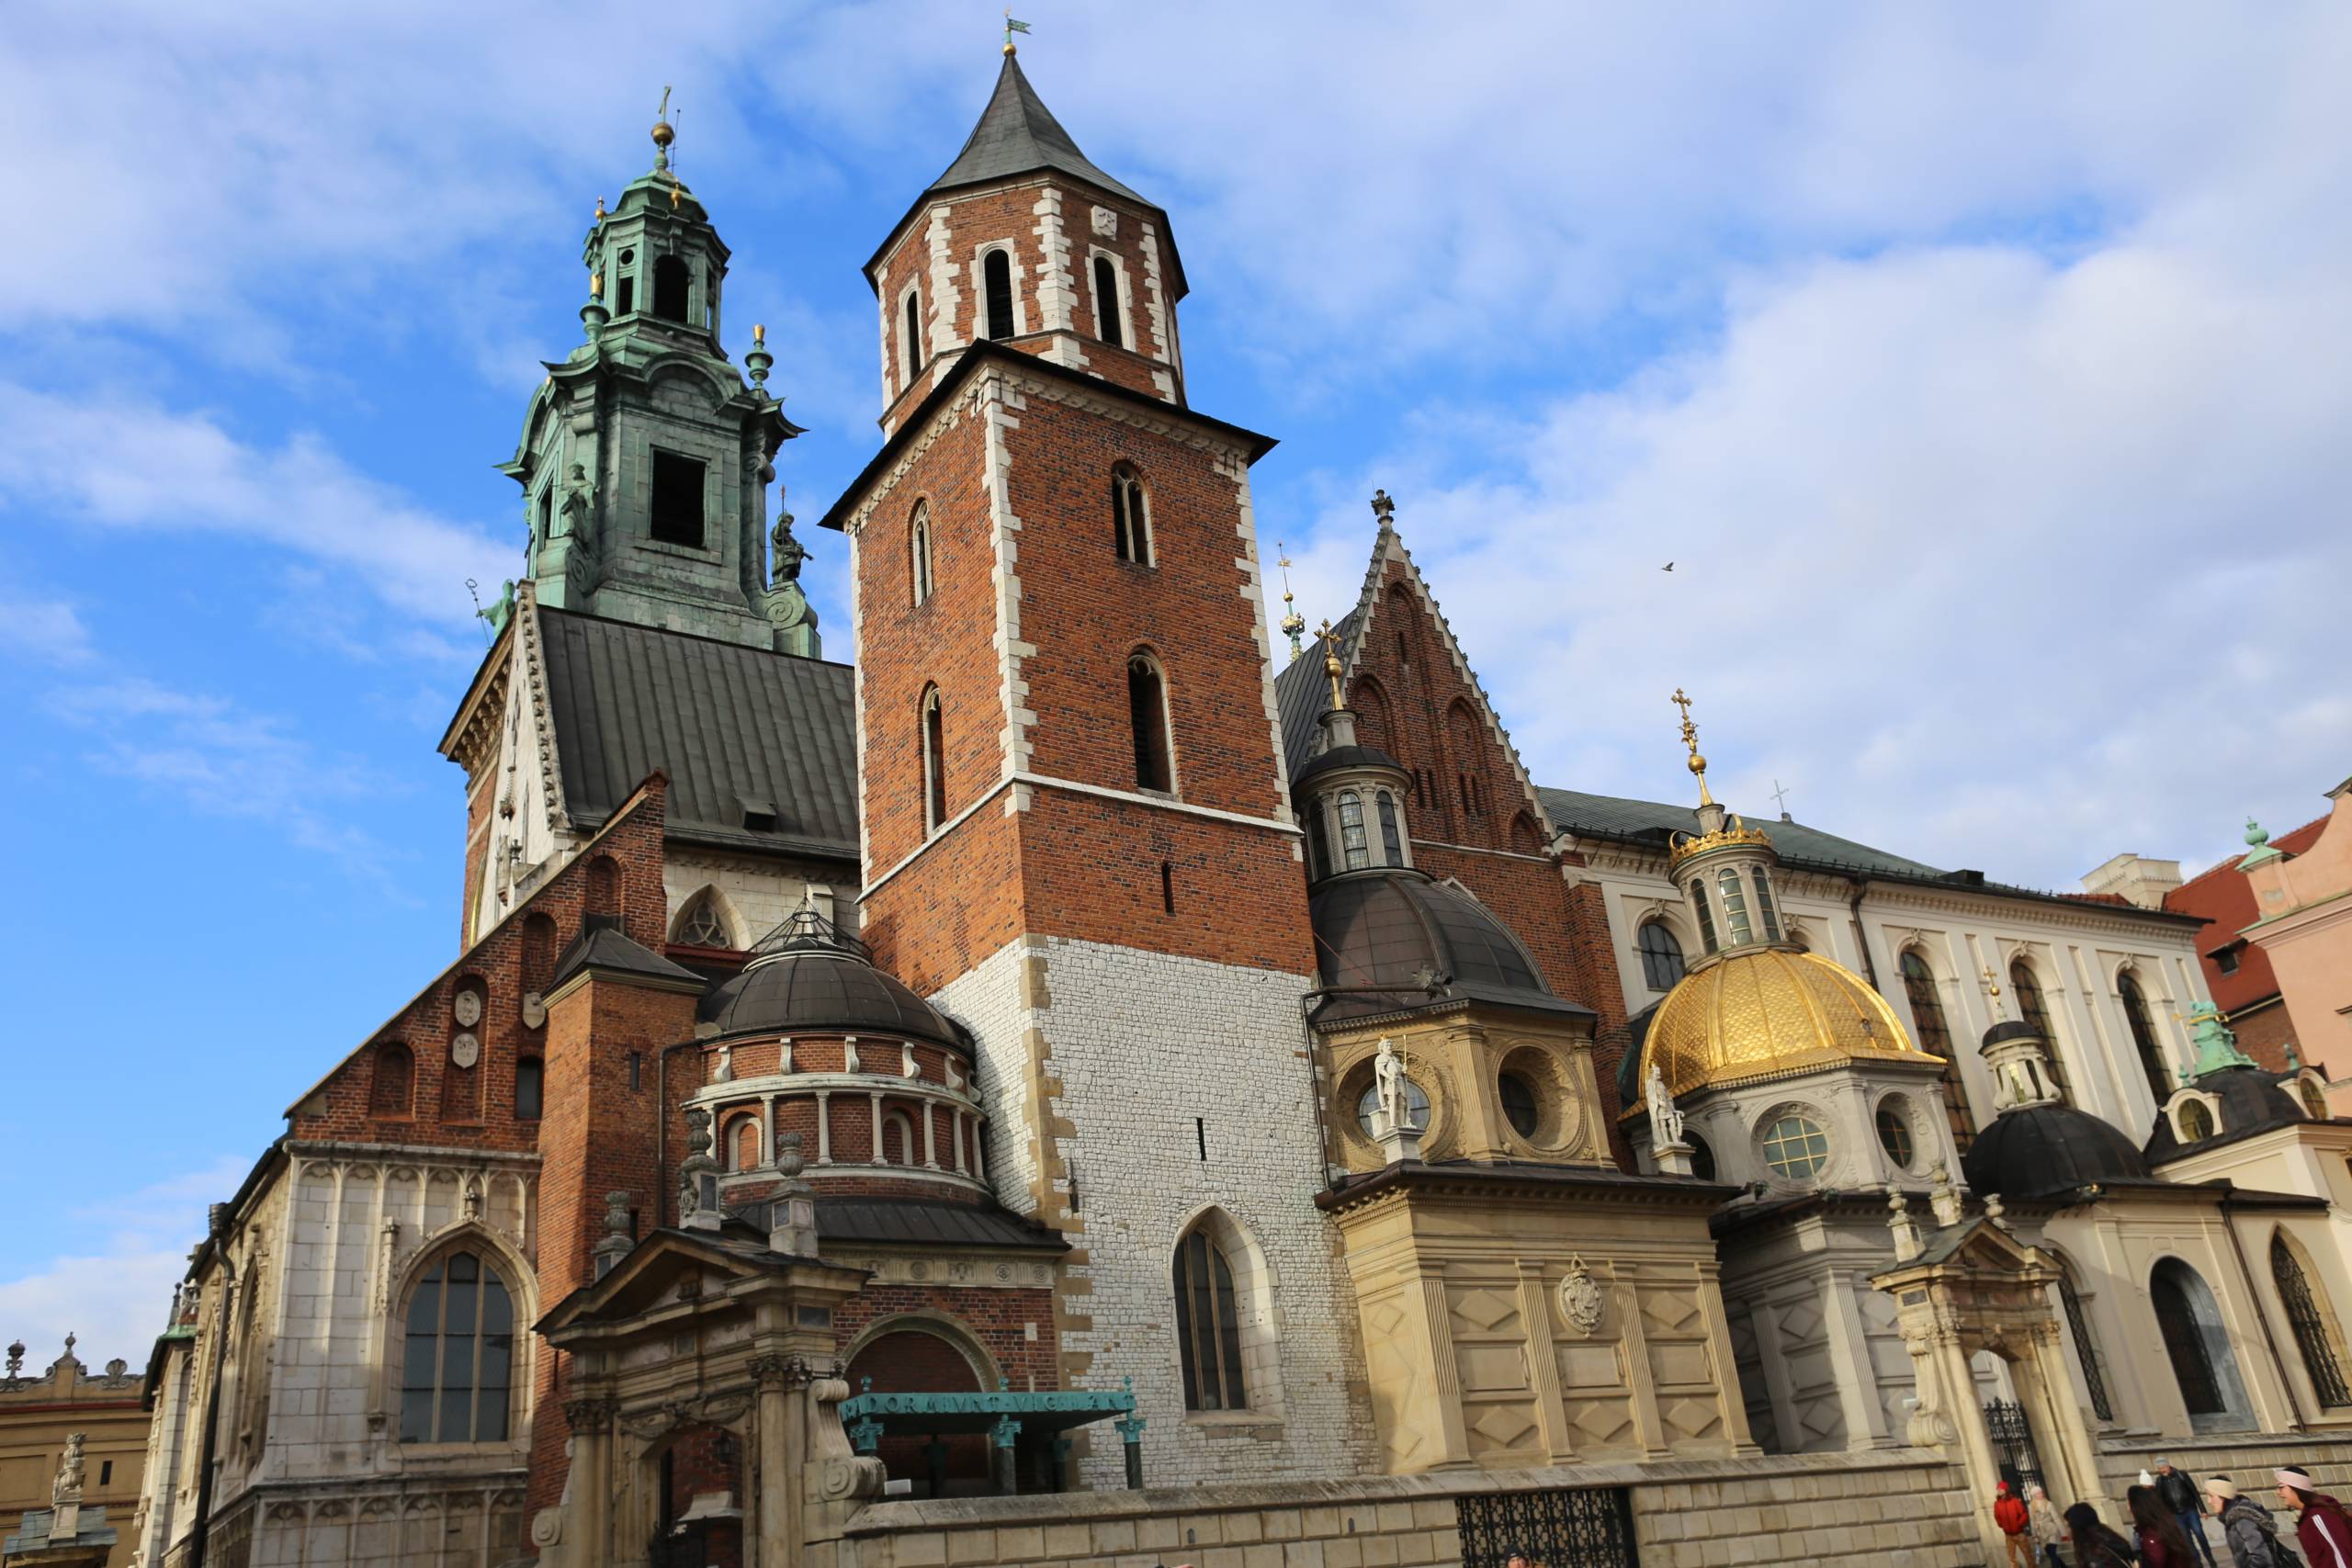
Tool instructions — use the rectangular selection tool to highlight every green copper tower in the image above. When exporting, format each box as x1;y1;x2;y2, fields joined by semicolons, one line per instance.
502;100;820;655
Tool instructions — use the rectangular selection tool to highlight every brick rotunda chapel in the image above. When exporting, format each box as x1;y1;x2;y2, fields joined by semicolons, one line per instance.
127;45;2352;1568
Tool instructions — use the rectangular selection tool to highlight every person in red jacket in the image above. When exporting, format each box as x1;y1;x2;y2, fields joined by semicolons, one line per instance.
1995;1482;2033;1567
2278;1465;2352;1568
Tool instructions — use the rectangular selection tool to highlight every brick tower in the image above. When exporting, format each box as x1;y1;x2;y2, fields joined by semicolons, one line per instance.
818;50;1370;1484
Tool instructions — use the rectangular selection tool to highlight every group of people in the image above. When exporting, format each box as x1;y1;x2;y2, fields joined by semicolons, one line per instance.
1992;1460;2352;1568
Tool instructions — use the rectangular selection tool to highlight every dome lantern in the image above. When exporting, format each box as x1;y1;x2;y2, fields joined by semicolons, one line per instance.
1295;616;1415;883
1663;690;1785;960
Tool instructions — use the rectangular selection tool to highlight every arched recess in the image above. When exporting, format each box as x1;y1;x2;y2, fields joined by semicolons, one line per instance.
584;855;621;919
842;1316;997;1495
371;1042;415;1117
670;885;739;950
2269;1228;2352;1410
1509;810;1546;854
1351;677;1393;756
726;1113;764;1173
1170;1204;1283;1419
2149;1256;2256;1433
1443;700;1486;826
379;1225;536;1449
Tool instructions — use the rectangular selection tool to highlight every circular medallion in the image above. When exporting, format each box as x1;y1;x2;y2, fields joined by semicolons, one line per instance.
450;1032;481;1069
453;990;483;1028
521;992;547;1029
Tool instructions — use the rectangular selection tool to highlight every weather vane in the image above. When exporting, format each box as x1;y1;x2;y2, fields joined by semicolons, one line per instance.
1003;9;1031;54
1277;542;1306;659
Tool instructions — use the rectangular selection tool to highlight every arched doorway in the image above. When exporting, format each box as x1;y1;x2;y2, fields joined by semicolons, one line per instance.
2151;1258;2256;1432
843;1325;989;1497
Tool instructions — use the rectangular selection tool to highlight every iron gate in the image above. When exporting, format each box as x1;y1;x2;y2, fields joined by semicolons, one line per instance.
1455;1486;1638;1568
1983;1398;2044;1495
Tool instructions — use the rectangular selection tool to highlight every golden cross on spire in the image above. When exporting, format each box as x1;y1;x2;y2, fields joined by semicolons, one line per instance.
1277;542;1306;658
1318;619;1346;712
1982;965;2005;1016
1670;688;1714;807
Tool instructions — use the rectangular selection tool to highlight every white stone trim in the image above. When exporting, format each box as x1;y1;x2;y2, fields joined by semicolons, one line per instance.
1031;185;1084;369
981;378;1037;781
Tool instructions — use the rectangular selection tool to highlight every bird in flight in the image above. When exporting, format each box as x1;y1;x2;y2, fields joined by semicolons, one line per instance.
1662;561;1674;572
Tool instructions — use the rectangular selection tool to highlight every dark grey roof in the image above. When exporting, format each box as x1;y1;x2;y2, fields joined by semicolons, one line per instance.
1538;786;1945;880
930;55;1147;207
816;1196;1068;1253
2144;1066;2312;1162
1962;1102;2153;1201
551;915;704;991
537;607;859;863
1294;741;1406;790
700;908;967;1052
1275;609;1361;776
1308;868;1589;1024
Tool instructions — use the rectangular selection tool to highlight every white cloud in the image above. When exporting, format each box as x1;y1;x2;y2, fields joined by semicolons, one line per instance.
0;584;93;666
0;1156;252;1372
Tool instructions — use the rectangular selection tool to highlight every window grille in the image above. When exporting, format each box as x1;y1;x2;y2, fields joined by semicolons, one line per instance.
1715;866;1752;944
1376;792;1403;865
2060;1273;2113;1421
1453;1487;1636;1568
2273;1235;2352;1408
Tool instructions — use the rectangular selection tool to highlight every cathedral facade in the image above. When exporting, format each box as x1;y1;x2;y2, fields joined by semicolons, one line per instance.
126;53;2352;1568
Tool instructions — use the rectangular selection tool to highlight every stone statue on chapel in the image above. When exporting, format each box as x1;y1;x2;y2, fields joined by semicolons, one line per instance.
770;496;807;586
1646;1060;1685;1147
1373;1038;1409;1132
53;1431;85;1505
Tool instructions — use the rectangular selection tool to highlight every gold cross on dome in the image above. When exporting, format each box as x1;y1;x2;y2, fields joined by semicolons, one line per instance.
1318;619;1345;711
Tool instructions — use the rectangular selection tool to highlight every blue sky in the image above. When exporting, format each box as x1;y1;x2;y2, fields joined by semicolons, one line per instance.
5;2;2349;1362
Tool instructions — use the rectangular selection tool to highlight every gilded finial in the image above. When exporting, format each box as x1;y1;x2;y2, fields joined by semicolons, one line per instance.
753;323;764;345
1670;687;1713;807
1276;542;1306;659
651;86;675;165
1317;619;1346;713
1981;965;2004;1018
594;195;607;221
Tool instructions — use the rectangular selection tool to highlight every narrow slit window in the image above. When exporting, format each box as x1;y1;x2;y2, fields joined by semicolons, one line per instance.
1376;792;1403;865
1160;861;1175;914
514;1057;543;1121
922;686;947;832
902;288;923;380
1338;790;1370;870
1092;255;1124;346
615;249;636;316
1689;880;1719;954
910;503;933;606
1128;653;1172;793
982;249;1014;340
1716;866;1753;944
1112;468;1151;564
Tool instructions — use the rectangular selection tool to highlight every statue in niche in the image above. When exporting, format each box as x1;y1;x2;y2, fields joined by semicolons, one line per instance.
1373;1038;1410;1131
770;496;807;585
559;462;594;543
765;489;822;656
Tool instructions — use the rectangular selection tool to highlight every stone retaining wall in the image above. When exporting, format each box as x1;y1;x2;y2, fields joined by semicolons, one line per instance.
2098;1428;2352;1511
822;1449;1979;1568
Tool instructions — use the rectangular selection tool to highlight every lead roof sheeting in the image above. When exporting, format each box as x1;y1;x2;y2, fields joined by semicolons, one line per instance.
1535;785;1948;880
1275;608;1361;777
537;607;861;860
929;55;1148;207
815;1197;1068;1252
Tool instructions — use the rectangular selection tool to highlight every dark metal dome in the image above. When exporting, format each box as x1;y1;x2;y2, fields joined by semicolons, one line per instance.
698;905;967;1053
1292;742;1408;790
1962;1102;2152;1201
1307;869;1586;1024
2143;1066;2310;1161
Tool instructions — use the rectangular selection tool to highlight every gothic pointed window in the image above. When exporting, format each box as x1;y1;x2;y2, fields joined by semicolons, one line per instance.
2272;1234;2352;1408
982;249;1014;341
1376;792;1404;866
1172;1226;1247;1412
2152;1258;2253;1430
1092;254;1124;346
1637;920;1687;992
649;449;706;548
910;502;933;606
1337;791;1370;871
1128;652;1173;793
652;255;691;322
673;890;730;949
1901;950;1973;1154
1112;467;1151;564
2009;959;2069;1102
400;1251;515;1444
2118;972;2172;1105
902;288;923;382
921;686;946;834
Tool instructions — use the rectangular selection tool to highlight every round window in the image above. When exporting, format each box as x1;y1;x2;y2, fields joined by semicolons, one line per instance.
619;248;635;264
2177;1100;2215;1143
2301;1079;2329;1122
1760;1114;1830;1180
1498;1072;1540;1138
1874;1104;1915;1169
1356;1078;1430;1138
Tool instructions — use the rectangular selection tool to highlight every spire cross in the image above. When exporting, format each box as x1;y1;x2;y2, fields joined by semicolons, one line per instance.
1770;778;1792;816
1276;541;1306;658
1670;688;1714;807
1982;965;2005;1018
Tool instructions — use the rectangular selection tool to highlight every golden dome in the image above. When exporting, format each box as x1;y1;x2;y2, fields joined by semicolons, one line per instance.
1641;947;1928;1101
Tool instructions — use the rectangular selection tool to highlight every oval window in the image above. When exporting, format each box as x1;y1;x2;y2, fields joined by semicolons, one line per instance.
1875;1104;1915;1169
1761;1114;1830;1179
1498;1072;1540;1138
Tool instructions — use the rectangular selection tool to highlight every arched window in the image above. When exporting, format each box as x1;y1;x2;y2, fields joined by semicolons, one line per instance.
1172;1225;1247;1412
882;1111;916;1167
514;1056;543;1121
1748;868;1781;942
537;486;553;547
1128;652;1173;793
1901;950;1973;1154
2271;1234;2352;1408
2300;1078;2330;1122
920;686;946;833
1637;920;1686;992
2177;1100;2215;1143
614;248;637;316
2008;960;2069;1102
1685;1131;1716;1181
1092;255;1123;346
371;1043;414;1117
909;502;933;606
673;889;730;949
2152;1258;2253;1431
2118;972;2172;1105
1689;879;1719;955
1337;790;1369;871
1111;467;1151;564
400;1251;514;1444
1376;792;1403;865
1715;867;1754;945
2057;1268;2113;1421
731;1118;763;1172
902;288;923;381
652;255;691;323
981;249;1014;341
